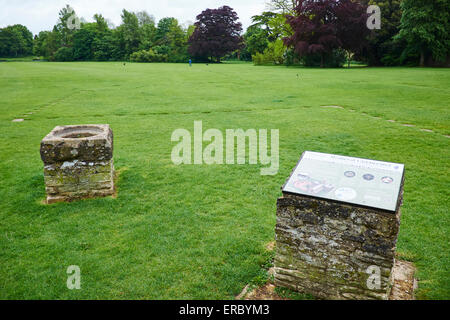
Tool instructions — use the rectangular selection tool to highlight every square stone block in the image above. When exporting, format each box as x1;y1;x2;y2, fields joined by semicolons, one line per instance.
40;124;113;164
40;125;115;204
274;193;402;300
274;152;404;300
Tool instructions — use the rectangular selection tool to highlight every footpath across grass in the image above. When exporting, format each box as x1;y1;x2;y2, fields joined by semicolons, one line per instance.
0;62;448;299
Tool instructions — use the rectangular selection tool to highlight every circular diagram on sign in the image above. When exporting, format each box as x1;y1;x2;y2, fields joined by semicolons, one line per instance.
363;174;375;181
335;187;357;201
344;171;356;178
381;176;394;184
294;180;309;191
297;172;310;181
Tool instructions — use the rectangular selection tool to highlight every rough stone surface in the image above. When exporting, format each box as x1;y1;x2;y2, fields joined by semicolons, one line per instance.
40;125;114;204
242;284;288;300
238;260;415;301
274;191;402;300
41;124;113;163
389;260;417;300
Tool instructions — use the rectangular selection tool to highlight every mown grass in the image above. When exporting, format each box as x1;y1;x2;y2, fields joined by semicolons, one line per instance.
0;61;448;299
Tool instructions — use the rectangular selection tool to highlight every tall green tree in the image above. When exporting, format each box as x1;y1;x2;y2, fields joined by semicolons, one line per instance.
91;14;115;61
152;18;189;62
0;24;33;57
359;0;403;66
155;17;178;45
396;0;450;66
73;24;96;60
266;0;297;14
137;11;157;50
248;5;293;64
46;28;63;60
166;20;189;62
55;5;78;47
241;25;269;61
92;31;115;61
117;9;141;58
93;14;109;33
137;11;155;27
251;12;292;42
33;31;48;57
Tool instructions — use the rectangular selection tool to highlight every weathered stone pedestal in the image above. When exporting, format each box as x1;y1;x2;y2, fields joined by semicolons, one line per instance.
274;151;404;300
40;125;114;204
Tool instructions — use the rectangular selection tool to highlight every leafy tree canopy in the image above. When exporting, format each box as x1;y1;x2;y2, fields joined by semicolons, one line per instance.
396;0;450;66
359;0;403;66
188;6;243;62
0;24;33;57
284;0;368;67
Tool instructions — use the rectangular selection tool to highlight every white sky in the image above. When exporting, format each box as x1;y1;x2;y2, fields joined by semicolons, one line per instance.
0;0;269;35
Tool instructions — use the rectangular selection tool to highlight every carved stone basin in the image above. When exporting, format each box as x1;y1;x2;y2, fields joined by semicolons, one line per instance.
40;124;115;204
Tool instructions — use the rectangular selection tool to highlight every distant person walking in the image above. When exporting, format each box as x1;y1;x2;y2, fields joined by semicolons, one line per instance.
189;59;192;67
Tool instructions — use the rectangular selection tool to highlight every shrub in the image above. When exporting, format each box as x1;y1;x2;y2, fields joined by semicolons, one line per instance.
284;48;301;66
152;45;189;63
252;40;286;65
53;47;74;62
130;49;168;63
252;52;266;65
301;49;347;68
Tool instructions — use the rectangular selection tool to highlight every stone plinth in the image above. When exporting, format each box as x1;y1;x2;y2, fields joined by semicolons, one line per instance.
274;151;405;300
40;125;114;204
274;192;402;300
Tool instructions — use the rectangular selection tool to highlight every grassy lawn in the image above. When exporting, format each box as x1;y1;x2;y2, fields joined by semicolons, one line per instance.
0;61;448;299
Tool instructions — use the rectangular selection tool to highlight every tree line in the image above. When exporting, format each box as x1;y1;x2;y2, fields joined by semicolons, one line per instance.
0;1;448;67
243;0;449;67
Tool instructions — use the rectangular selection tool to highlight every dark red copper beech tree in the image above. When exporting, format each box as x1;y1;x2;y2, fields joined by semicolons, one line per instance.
188;6;243;62
284;0;368;67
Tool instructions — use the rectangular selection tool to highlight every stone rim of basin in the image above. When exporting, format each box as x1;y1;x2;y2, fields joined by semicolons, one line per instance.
53;125;105;140
40;124;113;164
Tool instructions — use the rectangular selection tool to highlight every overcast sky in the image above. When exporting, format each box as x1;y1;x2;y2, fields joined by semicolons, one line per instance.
0;0;269;35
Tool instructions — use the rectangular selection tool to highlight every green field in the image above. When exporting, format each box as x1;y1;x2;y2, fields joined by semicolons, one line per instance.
0;61;448;299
